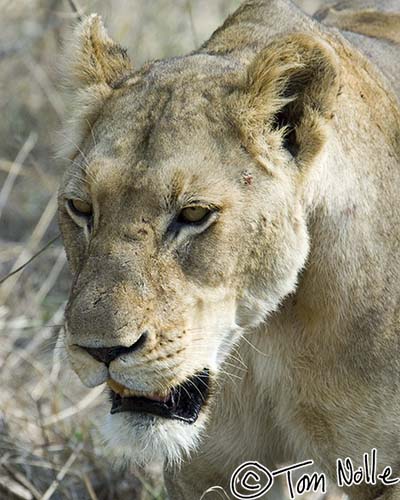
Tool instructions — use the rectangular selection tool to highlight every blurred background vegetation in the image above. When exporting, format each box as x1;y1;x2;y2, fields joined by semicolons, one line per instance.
0;1;338;499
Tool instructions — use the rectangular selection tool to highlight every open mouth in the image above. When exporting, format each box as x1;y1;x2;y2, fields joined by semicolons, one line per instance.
109;369;210;424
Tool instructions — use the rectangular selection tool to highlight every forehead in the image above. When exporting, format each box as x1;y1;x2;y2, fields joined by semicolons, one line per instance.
89;54;242;158
66;55;246;204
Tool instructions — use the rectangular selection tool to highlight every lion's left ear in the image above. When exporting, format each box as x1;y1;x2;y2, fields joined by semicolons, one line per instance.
229;33;340;169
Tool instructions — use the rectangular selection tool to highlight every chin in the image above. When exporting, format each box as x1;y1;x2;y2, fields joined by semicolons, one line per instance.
100;410;207;468
99;368;212;468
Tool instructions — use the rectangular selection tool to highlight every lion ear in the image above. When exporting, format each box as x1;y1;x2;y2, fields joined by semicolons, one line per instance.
230;33;340;168
58;15;133;158
63;14;133;89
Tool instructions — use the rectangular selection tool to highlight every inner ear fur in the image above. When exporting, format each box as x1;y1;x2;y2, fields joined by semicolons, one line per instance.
228;33;340;168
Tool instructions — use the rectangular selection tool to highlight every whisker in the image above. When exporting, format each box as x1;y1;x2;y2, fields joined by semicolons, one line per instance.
227;350;248;370
57;132;90;167
180;383;194;402
185;379;205;403
241;334;269;357
217;368;243;384
3;324;65;332
86;118;97;150
222;360;247;373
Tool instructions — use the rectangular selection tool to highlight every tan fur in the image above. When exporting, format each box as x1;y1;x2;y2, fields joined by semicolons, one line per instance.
57;1;400;499
59;14;133;158
316;4;400;44
227;33;340;167
64;13;132;88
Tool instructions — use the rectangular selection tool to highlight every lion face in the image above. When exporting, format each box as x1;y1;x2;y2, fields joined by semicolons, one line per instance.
58;16;338;465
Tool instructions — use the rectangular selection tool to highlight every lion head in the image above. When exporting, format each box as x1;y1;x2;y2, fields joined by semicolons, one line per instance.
58;13;339;466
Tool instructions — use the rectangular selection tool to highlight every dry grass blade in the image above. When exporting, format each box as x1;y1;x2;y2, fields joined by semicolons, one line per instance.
185;0;199;47
40;443;83;500
66;0;83;21
0;192;59;302
35;248;66;305
0;303;65;373
0;159;32;177
1;463;43;500
0;132;38;220
0;474;33;500
43;385;104;427
0;234;60;286
82;473;99;500
25;58;65;120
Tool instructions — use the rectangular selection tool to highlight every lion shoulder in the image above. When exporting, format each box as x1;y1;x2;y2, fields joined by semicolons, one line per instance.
315;1;400;99
316;1;400;44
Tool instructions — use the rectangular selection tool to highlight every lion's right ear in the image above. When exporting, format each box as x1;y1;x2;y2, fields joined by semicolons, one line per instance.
63;14;132;89
59;15;133;157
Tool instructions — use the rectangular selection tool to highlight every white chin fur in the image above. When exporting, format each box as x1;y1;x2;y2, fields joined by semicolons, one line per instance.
101;410;206;468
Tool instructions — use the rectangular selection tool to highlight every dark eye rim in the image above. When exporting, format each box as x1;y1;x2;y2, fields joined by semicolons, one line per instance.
66;198;93;223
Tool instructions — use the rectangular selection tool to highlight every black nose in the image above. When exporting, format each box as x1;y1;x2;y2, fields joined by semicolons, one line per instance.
81;331;148;365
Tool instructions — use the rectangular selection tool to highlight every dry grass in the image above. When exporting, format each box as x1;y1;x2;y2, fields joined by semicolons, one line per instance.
0;1;343;499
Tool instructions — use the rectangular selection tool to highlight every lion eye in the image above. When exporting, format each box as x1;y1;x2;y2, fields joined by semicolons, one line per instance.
178;206;210;224
66;199;93;223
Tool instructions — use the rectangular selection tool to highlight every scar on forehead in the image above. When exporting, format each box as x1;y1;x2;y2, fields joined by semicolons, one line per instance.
242;170;253;186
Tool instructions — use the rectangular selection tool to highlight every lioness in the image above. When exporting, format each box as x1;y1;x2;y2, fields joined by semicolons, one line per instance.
57;0;400;498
